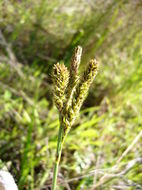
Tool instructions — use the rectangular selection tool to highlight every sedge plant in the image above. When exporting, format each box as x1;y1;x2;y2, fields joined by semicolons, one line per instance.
52;46;99;190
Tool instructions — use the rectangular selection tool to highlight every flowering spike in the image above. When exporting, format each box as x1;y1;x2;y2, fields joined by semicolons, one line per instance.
70;45;82;80
52;63;69;112
68;59;99;124
52;49;98;134
65;46;82;112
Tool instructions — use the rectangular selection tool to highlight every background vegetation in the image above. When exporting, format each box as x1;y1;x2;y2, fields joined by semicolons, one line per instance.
0;0;142;189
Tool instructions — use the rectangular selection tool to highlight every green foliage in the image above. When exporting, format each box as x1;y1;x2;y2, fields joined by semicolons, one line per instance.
0;0;142;189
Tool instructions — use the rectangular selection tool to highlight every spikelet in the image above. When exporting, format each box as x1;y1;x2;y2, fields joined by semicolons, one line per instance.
71;59;98;119
64;59;98;138
70;45;82;84
52;63;69;112
65;46;82;111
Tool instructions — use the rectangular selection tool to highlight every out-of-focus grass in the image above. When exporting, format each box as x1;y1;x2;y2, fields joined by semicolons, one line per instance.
0;0;142;189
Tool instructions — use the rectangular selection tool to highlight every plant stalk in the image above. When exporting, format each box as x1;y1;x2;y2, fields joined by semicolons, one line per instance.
52;119;64;190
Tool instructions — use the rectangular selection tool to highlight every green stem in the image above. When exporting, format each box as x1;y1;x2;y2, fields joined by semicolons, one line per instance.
52;120;64;190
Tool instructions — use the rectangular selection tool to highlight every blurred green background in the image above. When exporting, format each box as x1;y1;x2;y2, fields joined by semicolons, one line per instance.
0;0;142;189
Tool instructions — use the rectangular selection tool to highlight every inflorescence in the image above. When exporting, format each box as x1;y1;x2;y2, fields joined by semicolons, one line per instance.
52;46;99;139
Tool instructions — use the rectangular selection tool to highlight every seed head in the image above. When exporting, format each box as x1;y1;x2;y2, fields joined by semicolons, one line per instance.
70;46;82;78
52;46;99;139
52;63;69;112
70;59;98;122
65;46;82;111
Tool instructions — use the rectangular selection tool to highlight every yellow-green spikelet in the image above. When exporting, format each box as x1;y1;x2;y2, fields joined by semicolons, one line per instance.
52;63;69;112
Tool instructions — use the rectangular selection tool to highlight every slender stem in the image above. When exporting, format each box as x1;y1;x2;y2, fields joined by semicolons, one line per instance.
52;119;64;190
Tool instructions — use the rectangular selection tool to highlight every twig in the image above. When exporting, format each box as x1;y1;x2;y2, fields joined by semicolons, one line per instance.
65;158;142;185
116;130;142;165
0;81;34;106
0;30;24;78
37;53;56;63
64;170;106;184
93;135;105;185
109;185;133;189
90;130;142;189
45;157;142;188
90;158;142;189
